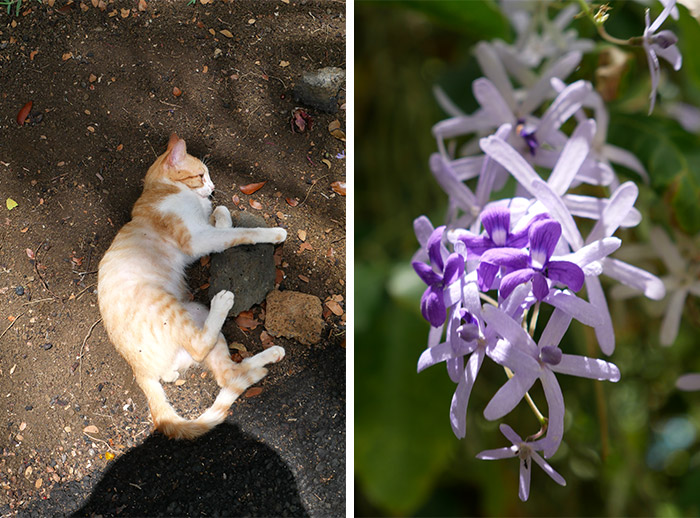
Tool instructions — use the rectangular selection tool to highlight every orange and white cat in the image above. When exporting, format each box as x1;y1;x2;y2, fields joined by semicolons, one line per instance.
98;133;287;439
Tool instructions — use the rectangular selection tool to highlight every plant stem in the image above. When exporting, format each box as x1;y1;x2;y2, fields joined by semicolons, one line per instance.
585;325;610;459
504;366;547;426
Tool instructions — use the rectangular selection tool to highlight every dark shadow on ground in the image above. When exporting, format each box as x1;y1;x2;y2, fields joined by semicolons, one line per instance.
68;423;308;517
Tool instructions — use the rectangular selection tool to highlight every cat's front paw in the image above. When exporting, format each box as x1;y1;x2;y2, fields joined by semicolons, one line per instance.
272;228;287;244
213;206;233;228
211;290;234;315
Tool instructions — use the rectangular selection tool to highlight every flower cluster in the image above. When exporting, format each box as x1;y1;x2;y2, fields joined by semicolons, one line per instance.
413;0;683;502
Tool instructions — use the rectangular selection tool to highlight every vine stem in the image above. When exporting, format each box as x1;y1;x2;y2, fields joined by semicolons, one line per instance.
504;366;547;427
575;0;637;46
585;325;610;459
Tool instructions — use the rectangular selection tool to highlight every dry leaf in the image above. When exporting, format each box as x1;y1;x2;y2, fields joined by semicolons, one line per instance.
116;144;123;151
35;479;43;489
172;86;182;97
247;18;256;24
105;452;115;461
62;52;73;61
83;425;99;434
120;7;130;17
16;101;32;126
228;342;247;352
298;242;313;253
297;229;307;241
249;199;263;210
245;387;263;397
325;300;344;316
80;2;88;11
232;194;240;206
209;28;216;36
19;422;27;431
279;60;289;67
240;181;267;194
6;198;18;211
25;248;35;260
89;73;97;83
285;197;298;207
235;312;259;331
321;158;331;169
298;274;310;283
220;29;233;38
29;50;38;60
138;0;147;11
200;255;210;267
330;181;346;196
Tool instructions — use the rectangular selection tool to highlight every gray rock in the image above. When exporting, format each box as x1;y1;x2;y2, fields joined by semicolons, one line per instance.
209;212;276;316
292;67;345;114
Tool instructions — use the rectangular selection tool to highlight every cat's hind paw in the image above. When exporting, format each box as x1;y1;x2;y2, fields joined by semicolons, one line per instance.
211;290;234;315
244;345;285;369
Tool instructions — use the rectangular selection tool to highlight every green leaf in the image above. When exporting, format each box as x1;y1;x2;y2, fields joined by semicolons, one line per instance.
398;0;509;41
355;283;458;515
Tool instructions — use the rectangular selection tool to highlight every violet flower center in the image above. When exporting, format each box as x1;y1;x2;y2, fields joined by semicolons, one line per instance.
539;346;563;366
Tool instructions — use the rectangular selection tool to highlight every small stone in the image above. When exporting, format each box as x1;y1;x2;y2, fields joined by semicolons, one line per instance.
40;343;53;350
292;67;345;114
15;286;24;296
265;290;324;345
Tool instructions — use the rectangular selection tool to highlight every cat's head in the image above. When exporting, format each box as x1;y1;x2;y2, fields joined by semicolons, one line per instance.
145;134;215;198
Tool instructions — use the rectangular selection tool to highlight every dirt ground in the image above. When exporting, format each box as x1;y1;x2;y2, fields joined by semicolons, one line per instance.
0;1;346;515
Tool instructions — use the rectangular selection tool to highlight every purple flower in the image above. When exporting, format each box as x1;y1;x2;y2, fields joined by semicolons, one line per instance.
677;374;700;391
476;424;566;502
643;0;682;113
477;218;584;300
482;305;620;457
412;226;465;327
453;206;531;259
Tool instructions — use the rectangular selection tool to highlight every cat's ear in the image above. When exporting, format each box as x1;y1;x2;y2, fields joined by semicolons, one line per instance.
168;137;187;167
167;133;180;150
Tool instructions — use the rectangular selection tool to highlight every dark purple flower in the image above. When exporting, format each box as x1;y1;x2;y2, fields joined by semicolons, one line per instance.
477;218;584;300
455;206;534;259
412;226;465;327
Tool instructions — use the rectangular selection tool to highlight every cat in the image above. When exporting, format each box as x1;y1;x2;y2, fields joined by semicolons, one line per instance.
97;133;287;439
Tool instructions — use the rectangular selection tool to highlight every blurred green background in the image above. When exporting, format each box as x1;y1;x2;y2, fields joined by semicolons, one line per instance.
355;1;700;516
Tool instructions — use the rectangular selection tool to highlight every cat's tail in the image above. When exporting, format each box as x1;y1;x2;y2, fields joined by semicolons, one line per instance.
138;346;284;440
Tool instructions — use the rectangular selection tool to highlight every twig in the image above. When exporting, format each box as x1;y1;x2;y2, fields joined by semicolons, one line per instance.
159;100;181;108
22;297;58;306
75;283;97;300
83;432;118;454
299;174;329;206
79;318;102;386
0;313;25;341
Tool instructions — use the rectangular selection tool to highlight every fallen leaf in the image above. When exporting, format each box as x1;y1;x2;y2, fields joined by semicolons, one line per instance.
120;7;130;17
19;422;26;431
228;342;247;352
137;0;147;11
291;108;313;133
89;73;97;83
245;387;263;397
174;379;186;386
203;65;208;74
260;330;275;347
25;466;32;478
279;60;289;67
200;255;210;267
247;18;256;24
80;2;88;11
330;181;346;196
298;274;310;283
249;199;263;210
199;283;210;290
297;229;307;241
83;425;99;434
29;50;38;60
328;120;346;141
285;197;298;207
16;101;32;126
62;52;73;61
220;29;233;38
325;299;344;316
275;268;284;284
6;198;18;211
235;313;260;331
321;158;331;169
25;248;35;260
172;86;182;97
232;194;240;206
240;181;267;194
298;242;313;253
35;479;43;489
116;144;123;151
105;452;115;461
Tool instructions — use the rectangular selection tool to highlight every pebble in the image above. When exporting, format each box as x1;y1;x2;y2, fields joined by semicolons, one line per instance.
40;343;53;350
15;286;24;296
